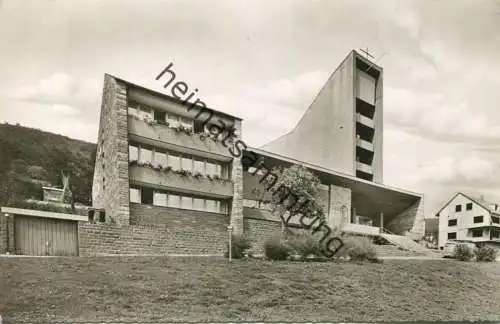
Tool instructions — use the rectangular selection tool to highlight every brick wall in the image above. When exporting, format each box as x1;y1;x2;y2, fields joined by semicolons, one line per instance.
243;217;281;255
129;203;229;228
92;75;130;226
79;223;225;255
79;203;230;255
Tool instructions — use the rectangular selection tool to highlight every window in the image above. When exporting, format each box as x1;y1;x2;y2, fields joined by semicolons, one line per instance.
129;145;139;161
474;216;483;224
466;203;473;210
194;120;205;133
167;154;181;171
448;232;457;240
180;196;193;210
168;194;180;208
471;229;483;238
193;198;204;211
130;187;141;203
139;148;152;164
179;117;193;130
139;106;153;120
455;205;462;212
215;164;222;177
221;164;230;178
153;191;167;207
128;106;138;117
141;188;154;205
492;230;500;239
99;211;106;223
181;157;193;171
166;113;179;127
448;219;457;226
206;162;217;176
154;109;166;122
205;199;218;213
492;216;500;224
154;151;167;168
194;160;205;175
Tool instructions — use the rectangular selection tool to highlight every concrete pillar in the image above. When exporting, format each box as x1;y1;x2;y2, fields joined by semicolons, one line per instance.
352;207;356;224
380;212;384;233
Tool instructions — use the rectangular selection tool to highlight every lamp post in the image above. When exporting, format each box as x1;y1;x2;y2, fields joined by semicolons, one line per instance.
227;225;233;262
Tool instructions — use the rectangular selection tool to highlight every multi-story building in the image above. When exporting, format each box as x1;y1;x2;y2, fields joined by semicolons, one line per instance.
436;192;500;249
83;50;426;256
262;50;383;183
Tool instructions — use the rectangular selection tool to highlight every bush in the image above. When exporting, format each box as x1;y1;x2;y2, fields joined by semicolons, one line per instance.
264;236;290;260
225;234;252;259
475;245;498;262
455;244;474;261
344;236;379;262
286;232;322;258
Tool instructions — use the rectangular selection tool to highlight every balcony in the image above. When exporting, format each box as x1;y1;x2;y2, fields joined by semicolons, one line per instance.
356;161;373;174
129;165;233;198
128;116;233;160
356;138;374;152
356;113;375;129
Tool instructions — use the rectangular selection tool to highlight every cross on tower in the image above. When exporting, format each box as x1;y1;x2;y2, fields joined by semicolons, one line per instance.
359;47;375;60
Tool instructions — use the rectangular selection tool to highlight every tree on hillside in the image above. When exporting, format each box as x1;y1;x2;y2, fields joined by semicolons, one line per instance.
268;164;325;231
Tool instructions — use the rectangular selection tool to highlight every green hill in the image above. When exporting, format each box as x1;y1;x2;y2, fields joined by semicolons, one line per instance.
0;123;97;206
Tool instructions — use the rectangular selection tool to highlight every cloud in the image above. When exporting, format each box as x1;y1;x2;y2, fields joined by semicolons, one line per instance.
48;104;81;116
385;87;500;144
414;155;500;187
5;73;100;107
203;70;328;146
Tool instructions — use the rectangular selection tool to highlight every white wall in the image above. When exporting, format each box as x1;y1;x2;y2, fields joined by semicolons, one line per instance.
438;193;491;247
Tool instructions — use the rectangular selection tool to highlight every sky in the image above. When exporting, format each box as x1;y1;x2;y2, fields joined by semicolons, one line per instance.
1;0;500;216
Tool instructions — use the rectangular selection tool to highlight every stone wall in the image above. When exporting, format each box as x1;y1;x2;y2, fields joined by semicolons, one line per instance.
386;198;425;237
328;184;351;230
92;75;130;226
230;158;244;235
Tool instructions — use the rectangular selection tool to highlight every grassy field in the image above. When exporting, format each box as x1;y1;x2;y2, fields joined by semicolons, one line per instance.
1;257;499;322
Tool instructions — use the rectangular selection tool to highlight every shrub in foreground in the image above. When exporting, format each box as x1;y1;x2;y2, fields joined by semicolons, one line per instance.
344;236;379;262
455;243;474;261
475;245;498;262
225;234;252;259
286;232;322;258
264;236;290;260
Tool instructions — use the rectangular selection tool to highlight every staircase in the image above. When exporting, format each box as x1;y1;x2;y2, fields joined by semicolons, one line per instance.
379;233;434;255
374;244;426;258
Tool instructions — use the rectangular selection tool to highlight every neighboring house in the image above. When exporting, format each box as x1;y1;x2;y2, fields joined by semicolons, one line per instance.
436;192;500;249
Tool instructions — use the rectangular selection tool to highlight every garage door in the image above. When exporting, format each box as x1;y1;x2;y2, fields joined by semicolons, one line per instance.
14;215;79;256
